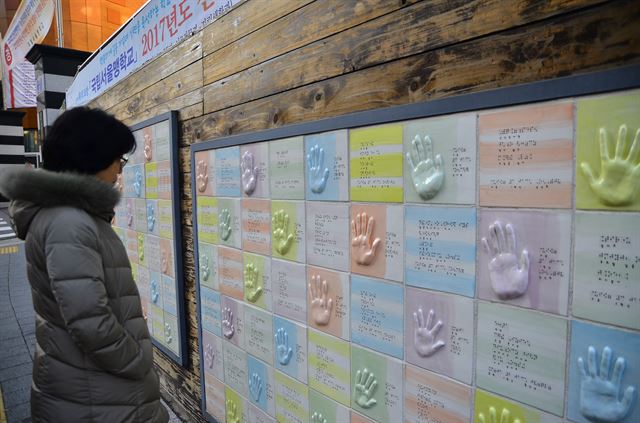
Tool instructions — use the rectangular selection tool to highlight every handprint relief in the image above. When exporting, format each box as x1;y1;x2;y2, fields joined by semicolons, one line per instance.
406;134;444;200
249;372;263;403
353;368;378;409
578;346;636;422
137;234;145;262
164;323;172;344
222;307;235;339
134;168;143;197
126;203;134;227
413;308;446;358
241;151;259;195
311;412;328;423
219;208;232;241
161;250;169;274
204;343;215;369
309;274;333;326
351;212;382;265
200;254;210;282
144;134;153;162
478;406;521;423
275;327;293;366
272;209;294;255
151;279;159;304
482;221;530;300
581;125;640;206
307;144;330;194
115;174;124;193
244;262;263;303
196;159;209;193
226;399;240;423
146;203;156;231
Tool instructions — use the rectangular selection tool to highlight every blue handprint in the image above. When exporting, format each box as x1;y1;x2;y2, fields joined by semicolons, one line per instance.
307;144;330;194
275;327;293;365
151;279;159;304
133;168;143;197
146;204;156;231
578;345;636;422
248;372;263;403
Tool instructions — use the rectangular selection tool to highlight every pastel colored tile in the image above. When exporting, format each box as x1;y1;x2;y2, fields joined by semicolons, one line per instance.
197;196;219;244
145;161;158;199
137;264;150;301
204;373;225;423
157;199;174;239
195;150;215;196
125;229;138;263
308;329;351;407
223;341;248;397
350;204;404;282
221;295;245;349
133;198;147;233
275;370;309;423
202;329;224;380
156;160;172;201
270;136;306;200
247;354;276;417
573;212;640;330
163;311;179;354
351;276;404;359
478;209;572;315
404;113;477;204
248;403;276;423
123;163;145;198
242;198;271;255
476;302;567;415
305;130;349;201
200;286;221;337
271;200;306;262
273;316;308;383
198;242;219;290
307;266;350;341
350;123;404;202
405;364;472;423
145;200;159;235
123;198;135;229
405;288;474;384
568;320;640;423
479;101;574;208
215;146;241;197
149;303;165;343
241;142;270;198
576;90;640;210
244;304;275;365
159;238;174;278
306;202;350;272
243;252;272;311
225;386;247;423
309;389;351;423
218;246;244;300
161;275;177;315
131;130;146;164
144;235;161;276
351;412;375;423
141;126;155;163
405;205;476;297
154;121;171;162
350;346;403;423
218;197;242;249
474;389;562;423
272;259;307;323
113;201;128;229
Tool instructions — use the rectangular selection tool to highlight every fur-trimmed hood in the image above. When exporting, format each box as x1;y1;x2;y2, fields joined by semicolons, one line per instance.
0;168;120;239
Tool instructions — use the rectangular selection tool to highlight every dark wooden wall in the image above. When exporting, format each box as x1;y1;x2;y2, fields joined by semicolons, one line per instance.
89;0;640;420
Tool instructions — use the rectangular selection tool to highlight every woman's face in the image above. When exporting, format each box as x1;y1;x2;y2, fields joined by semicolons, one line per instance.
95;159;122;184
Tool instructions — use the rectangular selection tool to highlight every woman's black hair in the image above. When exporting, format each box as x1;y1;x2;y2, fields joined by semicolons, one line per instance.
43;107;136;174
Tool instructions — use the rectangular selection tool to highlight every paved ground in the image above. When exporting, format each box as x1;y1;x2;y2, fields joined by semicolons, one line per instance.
0;237;181;422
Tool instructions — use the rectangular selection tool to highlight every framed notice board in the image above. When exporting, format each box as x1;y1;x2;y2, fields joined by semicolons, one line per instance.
113;111;188;366
191;66;640;423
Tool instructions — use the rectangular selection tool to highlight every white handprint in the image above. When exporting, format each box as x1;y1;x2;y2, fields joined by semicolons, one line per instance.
196;159;208;193
204;343;215;369
275;327;293;365
309;274;333;326
307;144;330;194
482;221;530;300
353;368;378;409
413;308;446;357
151;279;159;304
311;412;328;423
406;134;444;200
200;254;210;281
241;151;259;195
351;212;381;265
249;372;263;403
164;323;172;343
578;345;636;422
222;307;235;339
478;406;521;423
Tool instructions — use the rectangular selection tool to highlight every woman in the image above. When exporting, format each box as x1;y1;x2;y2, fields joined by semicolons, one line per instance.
0;108;169;422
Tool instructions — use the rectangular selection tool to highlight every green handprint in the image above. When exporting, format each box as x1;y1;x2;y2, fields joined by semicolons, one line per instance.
581;125;640;206
137;233;145;262
219;208;232;241
478;406;521;423
244;262;263;303
272;209;294;255
226;399;240;423
354;368;378;409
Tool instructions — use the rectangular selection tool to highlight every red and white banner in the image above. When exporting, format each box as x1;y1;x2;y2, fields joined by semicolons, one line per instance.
1;0;55;108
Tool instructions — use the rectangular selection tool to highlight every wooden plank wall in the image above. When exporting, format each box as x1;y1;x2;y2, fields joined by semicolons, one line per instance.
89;0;640;420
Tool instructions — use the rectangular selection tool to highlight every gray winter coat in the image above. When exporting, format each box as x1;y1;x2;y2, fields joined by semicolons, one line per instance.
0;168;169;423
